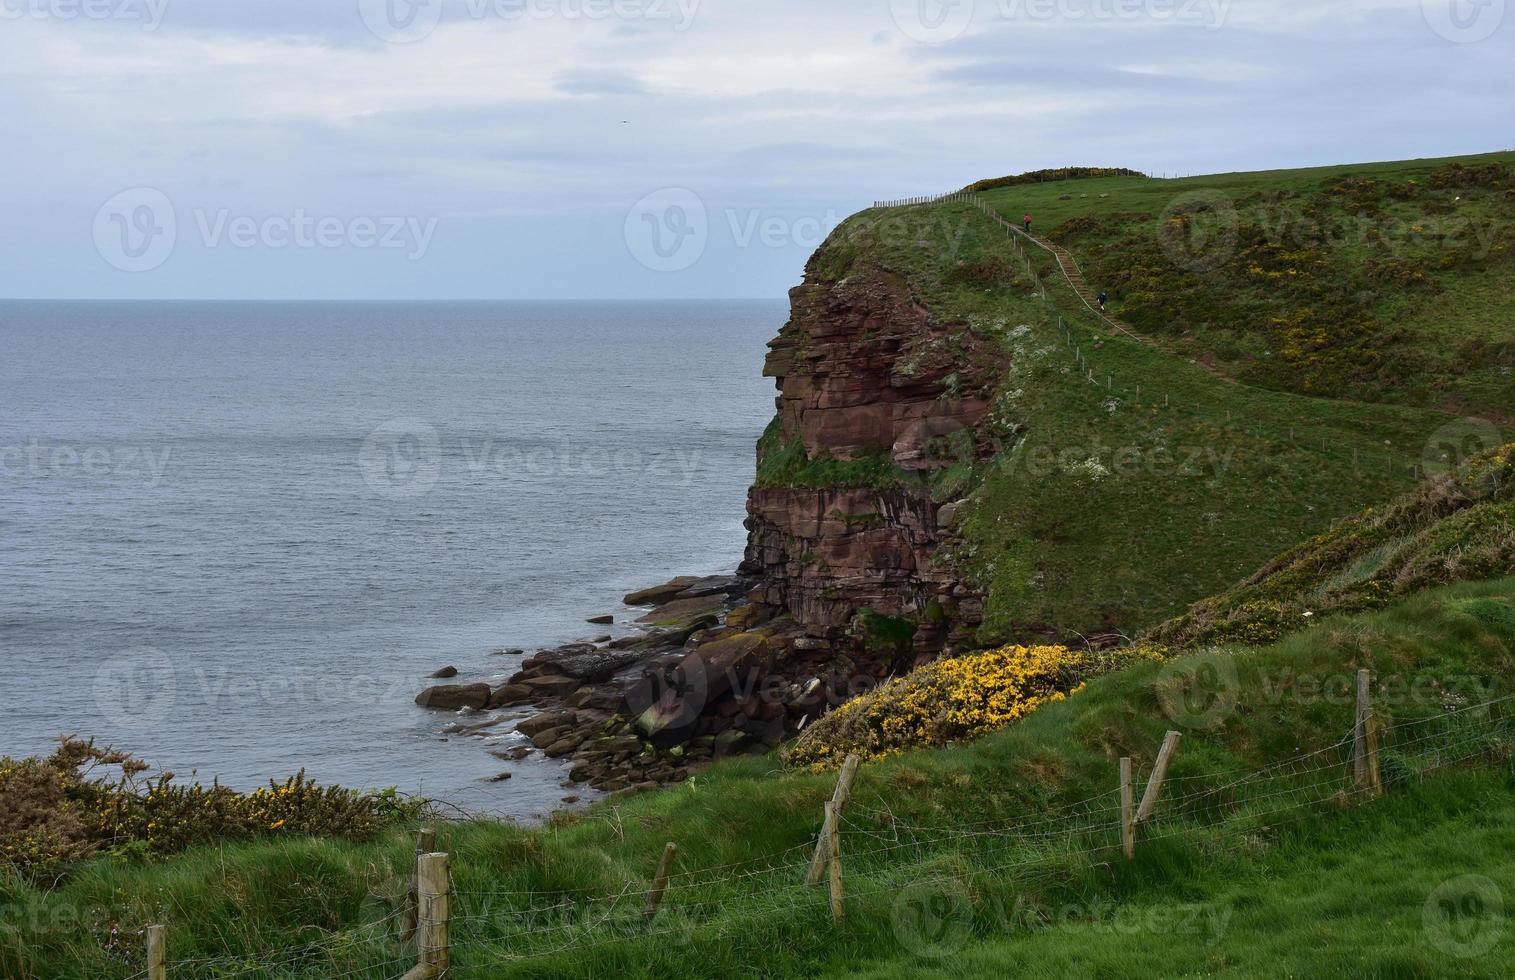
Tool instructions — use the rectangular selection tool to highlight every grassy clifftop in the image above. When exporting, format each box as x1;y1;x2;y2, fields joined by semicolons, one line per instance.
975;153;1515;417
792;156;1511;644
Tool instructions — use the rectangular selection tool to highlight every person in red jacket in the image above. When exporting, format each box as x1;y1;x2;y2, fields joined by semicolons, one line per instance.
1022;213;1032;233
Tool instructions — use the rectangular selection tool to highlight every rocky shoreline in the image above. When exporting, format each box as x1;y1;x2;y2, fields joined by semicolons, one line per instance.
415;570;935;800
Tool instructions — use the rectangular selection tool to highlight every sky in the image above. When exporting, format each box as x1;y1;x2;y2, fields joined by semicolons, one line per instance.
0;0;1510;300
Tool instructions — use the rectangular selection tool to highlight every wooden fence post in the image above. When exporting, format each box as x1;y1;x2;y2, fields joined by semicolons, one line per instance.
401;827;437;942
643;842;678;923
807;753;861;886
1353;669;1383;797
404;852;450;980
146;925;166;980
1135;731;1181;827
1119;757;1135;859
826;801;844;922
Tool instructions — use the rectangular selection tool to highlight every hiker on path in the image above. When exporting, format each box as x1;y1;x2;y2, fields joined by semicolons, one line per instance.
1097;290;1109;312
1023;213;1032;233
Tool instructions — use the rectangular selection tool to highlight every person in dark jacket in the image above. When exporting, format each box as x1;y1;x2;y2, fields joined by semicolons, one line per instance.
1096;290;1109;312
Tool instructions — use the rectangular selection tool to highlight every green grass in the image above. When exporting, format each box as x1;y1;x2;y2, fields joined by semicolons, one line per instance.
1147;440;1515;651
7;577;1515;978
970;152;1515;417
794;177;1506;642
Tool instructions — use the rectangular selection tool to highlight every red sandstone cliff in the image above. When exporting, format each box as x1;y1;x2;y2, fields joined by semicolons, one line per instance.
741;264;1004;654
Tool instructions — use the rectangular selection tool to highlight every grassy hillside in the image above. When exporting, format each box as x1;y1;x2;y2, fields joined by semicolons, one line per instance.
5;577;1515;978
802;158;1511;642
1151;440;1515;650
971;153;1515;418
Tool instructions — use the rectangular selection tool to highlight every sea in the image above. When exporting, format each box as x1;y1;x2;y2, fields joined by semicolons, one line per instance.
0;299;784;820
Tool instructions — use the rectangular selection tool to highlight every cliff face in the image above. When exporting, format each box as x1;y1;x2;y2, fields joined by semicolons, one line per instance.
741;265;1001;655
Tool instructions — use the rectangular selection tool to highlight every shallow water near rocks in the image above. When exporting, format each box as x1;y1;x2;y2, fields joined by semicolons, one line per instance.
0;299;781;821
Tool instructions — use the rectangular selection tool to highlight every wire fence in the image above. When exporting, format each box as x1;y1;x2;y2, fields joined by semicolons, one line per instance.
120;680;1513;978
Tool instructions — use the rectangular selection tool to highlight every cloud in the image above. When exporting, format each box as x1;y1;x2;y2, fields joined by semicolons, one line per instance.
0;0;1510;298
554;68;647;96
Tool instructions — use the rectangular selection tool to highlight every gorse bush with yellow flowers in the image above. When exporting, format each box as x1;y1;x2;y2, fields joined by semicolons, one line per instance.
784;644;1162;769
0;738;422;882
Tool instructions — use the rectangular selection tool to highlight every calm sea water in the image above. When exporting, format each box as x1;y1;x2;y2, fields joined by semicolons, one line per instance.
0;300;783;820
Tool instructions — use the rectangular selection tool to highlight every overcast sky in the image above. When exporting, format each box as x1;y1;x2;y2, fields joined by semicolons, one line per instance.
0;0;1509;299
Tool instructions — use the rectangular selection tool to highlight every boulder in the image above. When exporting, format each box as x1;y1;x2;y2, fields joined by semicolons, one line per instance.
487;684;533;708
673;575;740;599
415;683;492;710
624;632;777;747
531;726;573;749
431;666;459;679
520;674;581;698
587;614;615;625
635;594;725;626
623;576;699;606
544;735;586;758
724;603;774;630
549;647;650;684
515;710;577;739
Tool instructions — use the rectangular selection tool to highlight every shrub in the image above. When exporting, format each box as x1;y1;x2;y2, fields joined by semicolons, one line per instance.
0;738;422;882
784;644;1159;768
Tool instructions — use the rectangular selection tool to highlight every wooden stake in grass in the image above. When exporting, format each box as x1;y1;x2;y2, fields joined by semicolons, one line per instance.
401;827;437;943
643;842;678;923
146;925;166;980
403;853;450;980
1135;731;1181;828
1354;670;1383;798
807;753;861;886
1119;757;1135;860
826;801;844;922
